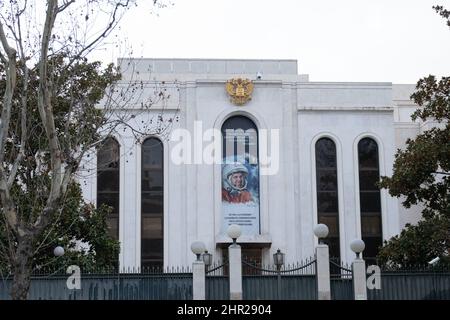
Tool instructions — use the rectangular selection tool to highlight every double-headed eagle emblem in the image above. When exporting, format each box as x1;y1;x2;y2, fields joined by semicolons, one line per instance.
226;78;254;106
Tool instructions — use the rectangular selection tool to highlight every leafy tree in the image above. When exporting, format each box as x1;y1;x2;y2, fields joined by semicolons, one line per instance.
0;181;120;272
379;74;449;218
378;6;450;267
0;1;173;299
377;215;450;267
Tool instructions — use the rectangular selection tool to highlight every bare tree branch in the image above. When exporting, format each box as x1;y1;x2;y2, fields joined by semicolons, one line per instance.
37;0;63;214
67;0;131;65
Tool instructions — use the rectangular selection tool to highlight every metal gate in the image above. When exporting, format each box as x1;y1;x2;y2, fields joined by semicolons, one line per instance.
205;261;229;300
240;257;317;300
329;260;354;300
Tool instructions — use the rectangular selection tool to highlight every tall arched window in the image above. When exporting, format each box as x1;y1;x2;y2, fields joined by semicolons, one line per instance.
315;138;340;261
97;137;120;241
141;138;164;269
358;137;382;263
221;116;261;270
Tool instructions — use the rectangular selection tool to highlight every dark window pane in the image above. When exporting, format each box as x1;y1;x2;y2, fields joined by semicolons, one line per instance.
97;171;120;192
97;137;120;242
142;138;164;267
142;169;163;191
360;191;381;213
361;215;382;236
141;239;164;259
358;170;380;191
362;237;383;261
221;116;258;161
142;139;163;168
316;170;337;191
323;237;340;261
142;217;163;238
141;194;163;215
315;138;337;168
358;138;379;169
358;138;382;253
317;191;338;213
142;153;163;169
318;216;339;237
315;138;340;261
97;138;120;169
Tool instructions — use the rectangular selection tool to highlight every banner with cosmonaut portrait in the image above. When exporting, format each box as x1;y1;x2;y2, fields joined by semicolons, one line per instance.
221;116;260;236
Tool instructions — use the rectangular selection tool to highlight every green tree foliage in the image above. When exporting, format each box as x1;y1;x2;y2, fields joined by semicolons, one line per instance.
377;215;450;267
379;75;450;218
378;77;450;267
0;181;120;272
0;54;121;273
377;7;450;267
1;1;172;299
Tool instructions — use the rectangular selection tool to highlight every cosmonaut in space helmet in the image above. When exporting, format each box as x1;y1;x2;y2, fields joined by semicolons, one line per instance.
222;162;249;191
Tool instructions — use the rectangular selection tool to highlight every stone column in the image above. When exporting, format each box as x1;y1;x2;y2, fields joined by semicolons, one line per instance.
352;258;367;300
192;260;206;300
316;244;331;300
228;244;243;300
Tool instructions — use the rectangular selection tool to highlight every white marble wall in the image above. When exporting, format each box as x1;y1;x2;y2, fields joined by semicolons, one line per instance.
79;59;422;269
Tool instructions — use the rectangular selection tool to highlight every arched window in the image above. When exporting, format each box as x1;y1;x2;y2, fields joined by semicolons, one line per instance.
97;137;120;241
221;116;261;270
358;137;382;263
141;138;164;269
315;138;340;261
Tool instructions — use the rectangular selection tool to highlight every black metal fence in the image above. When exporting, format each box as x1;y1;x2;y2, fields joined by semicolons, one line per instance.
0;267;193;300
206;261;229;300
330;260;353;300
1;264;450;300
241;257;317;300
367;267;450;300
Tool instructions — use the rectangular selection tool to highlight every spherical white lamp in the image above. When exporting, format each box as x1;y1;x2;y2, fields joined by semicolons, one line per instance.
53;246;65;257
313;224;329;244
191;241;206;261
227;224;242;245
350;239;365;259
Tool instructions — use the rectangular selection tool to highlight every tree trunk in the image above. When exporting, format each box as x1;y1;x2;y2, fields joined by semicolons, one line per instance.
11;236;34;300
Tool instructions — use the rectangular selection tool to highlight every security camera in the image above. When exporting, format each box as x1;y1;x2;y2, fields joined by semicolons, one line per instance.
256;72;262;80
428;257;440;265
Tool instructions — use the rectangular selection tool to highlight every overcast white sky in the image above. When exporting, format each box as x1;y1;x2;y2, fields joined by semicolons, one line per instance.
97;0;450;83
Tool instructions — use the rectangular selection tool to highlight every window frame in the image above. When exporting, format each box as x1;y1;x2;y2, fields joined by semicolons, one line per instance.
141;137;164;269
357;137;383;263
315;137;341;262
97;137;120;241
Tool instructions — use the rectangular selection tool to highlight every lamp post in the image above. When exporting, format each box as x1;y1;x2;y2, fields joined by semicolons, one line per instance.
273;249;285;299
191;241;206;300
202;250;212;271
273;249;285;271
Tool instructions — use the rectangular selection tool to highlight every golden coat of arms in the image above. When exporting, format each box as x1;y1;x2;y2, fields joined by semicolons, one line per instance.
226;78;254;106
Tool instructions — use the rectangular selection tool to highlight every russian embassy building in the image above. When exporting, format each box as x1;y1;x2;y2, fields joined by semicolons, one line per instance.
79;58;424;270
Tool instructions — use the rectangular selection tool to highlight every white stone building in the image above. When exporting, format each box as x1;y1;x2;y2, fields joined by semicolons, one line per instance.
80;58;424;270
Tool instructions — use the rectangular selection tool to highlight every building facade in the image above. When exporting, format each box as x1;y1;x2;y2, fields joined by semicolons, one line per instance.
80;58;424;270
